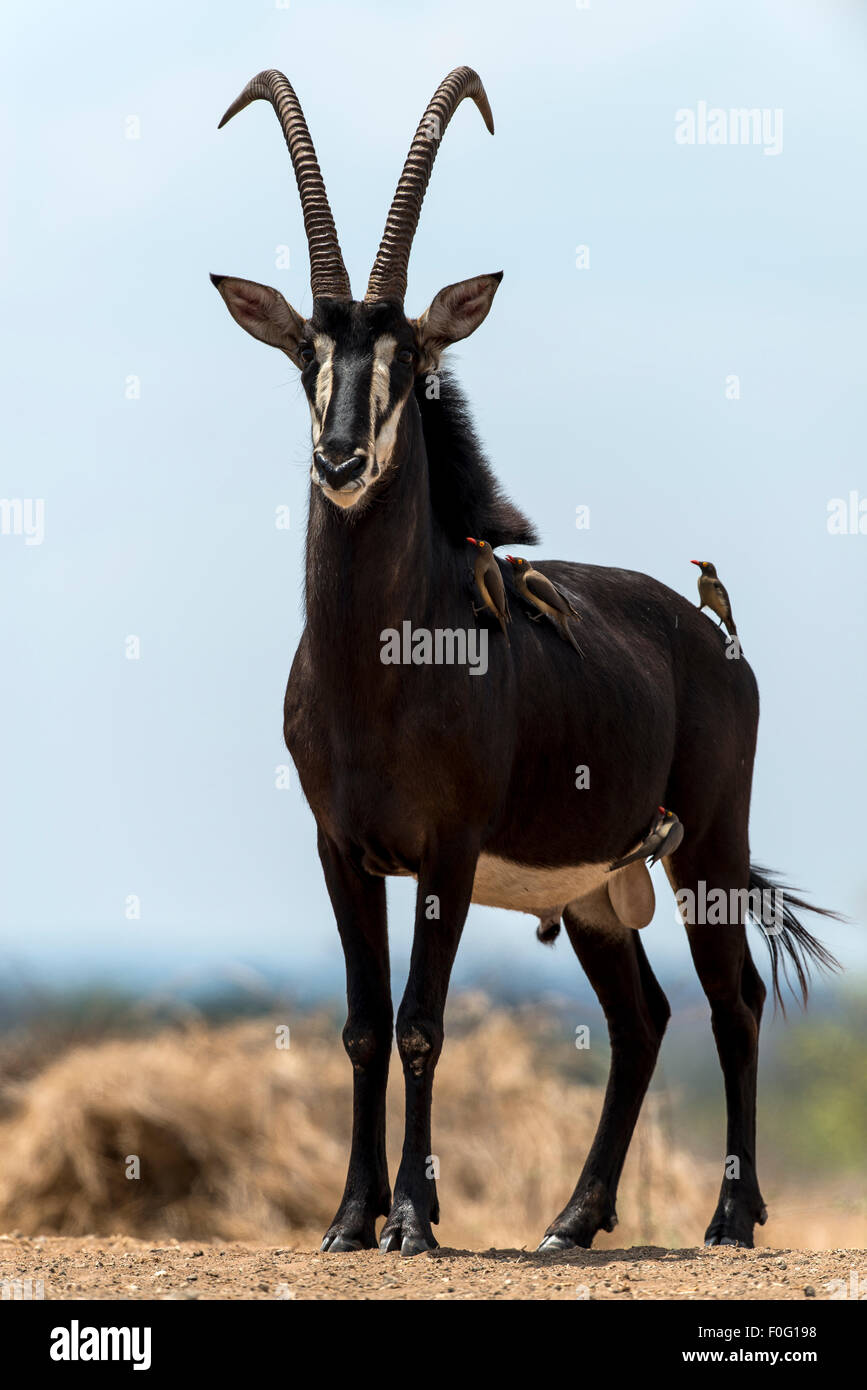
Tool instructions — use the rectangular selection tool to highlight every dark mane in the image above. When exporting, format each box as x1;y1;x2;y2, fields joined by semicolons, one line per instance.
415;370;538;548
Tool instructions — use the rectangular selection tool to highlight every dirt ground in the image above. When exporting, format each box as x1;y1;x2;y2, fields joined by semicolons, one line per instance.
1;1235;862;1301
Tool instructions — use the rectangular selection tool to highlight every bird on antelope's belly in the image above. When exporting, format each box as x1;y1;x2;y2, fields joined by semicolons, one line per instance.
609;806;684;871
466;537;511;644
691;560;738;637
505;555;584;656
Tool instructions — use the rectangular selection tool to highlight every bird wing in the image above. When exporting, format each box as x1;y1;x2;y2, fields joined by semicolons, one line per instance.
525;569;572;615
610;832;661;871
712;579;731;614
649;818;684;864
552;579;581;616
608;845;649;871
609;809;668;872
485;557;511;622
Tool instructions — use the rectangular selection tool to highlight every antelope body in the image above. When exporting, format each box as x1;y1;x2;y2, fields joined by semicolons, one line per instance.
212;67;837;1255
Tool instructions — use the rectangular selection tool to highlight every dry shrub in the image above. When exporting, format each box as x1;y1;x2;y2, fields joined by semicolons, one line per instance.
0;1006;714;1248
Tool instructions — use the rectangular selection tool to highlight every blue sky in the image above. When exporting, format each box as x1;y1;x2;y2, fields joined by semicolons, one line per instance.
1;0;865;998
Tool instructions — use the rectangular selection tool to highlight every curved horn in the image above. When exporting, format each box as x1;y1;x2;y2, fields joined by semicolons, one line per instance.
219;70;352;301
365;67;494;305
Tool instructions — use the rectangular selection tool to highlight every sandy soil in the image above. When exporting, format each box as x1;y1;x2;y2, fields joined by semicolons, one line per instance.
1;1235;862;1301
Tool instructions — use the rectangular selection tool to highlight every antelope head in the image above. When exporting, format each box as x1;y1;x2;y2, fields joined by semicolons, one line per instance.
212;68;501;511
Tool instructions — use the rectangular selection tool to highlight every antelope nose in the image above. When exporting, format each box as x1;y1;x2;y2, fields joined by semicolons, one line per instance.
314;451;367;488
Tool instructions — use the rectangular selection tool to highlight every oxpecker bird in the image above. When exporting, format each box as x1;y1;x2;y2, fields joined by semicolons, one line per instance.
466;537;510;644
610;807;684;871
692;560;737;637
506;556;583;656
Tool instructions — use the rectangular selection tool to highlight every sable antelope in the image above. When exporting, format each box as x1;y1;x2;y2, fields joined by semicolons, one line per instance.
212;67;838;1255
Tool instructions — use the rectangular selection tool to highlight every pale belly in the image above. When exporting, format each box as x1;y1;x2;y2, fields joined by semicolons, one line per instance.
396;850;657;931
471;854;610;913
470;852;656;931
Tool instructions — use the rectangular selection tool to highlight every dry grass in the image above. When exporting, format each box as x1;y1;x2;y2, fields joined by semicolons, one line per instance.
0;1000;860;1249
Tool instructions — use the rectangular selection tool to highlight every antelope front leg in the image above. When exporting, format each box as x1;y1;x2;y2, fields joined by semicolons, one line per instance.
380;835;478;1257
318;829;393;1252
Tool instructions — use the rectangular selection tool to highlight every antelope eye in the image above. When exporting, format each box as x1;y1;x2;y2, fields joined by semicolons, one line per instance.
299;344;315;365
396;347;414;365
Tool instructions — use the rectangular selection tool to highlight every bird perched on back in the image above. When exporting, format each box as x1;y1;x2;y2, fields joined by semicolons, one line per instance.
505;556;584;656
609;806;684;871
466;537;511;644
691;560;737;636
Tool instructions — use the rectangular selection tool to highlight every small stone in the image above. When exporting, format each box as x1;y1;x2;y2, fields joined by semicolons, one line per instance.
804;1286;816;1298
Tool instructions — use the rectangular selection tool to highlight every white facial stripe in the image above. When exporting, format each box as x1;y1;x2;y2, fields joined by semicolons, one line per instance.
368;334;406;471
369;335;395;421
373;397;405;468
309;332;413;508
312;333;336;442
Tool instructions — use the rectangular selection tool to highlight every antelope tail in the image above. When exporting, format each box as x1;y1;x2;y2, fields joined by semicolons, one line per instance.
748;863;842;1011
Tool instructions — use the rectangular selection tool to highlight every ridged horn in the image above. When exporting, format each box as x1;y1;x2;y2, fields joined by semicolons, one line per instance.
218;70;352;301
365;67;494;305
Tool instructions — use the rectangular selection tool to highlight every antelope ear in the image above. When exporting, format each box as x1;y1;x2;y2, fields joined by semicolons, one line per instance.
413;272;503;368
210;275;306;366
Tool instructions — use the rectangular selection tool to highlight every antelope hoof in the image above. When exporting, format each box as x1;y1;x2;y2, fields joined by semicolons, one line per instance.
703;1200;763;1249
322;1234;364;1253
320;1207;381;1251
537;1233;576;1253
400;1236;435;1258
379;1201;439;1256
379;1231;436;1256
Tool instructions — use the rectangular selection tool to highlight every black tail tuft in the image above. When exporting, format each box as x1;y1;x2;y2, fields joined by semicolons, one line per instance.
748;864;843;1011
536;919;561;946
